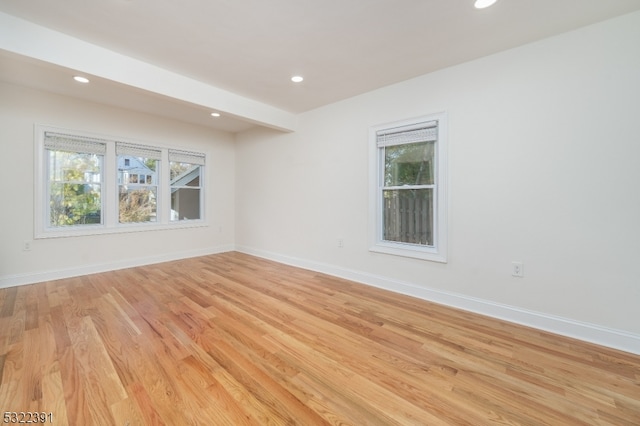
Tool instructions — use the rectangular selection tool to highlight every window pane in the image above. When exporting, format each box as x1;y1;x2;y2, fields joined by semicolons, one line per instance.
119;187;157;223
171;188;201;220
118;155;159;223
384;141;434;186
382;188;433;246
118;156;158;184
50;183;102;226
170;162;200;182
170;162;202;221
48;150;102;227
185;175;200;187
49;151;101;182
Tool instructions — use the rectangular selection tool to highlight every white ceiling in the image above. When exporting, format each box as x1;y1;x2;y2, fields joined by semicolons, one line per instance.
1;0;640;132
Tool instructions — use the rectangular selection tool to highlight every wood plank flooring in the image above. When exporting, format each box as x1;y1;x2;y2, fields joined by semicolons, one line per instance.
1;252;639;425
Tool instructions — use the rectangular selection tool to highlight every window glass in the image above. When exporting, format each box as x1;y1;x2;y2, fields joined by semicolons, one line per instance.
48;150;102;227
382;188;433;246
170;162;201;221
118;153;159;223
384;141;434;186
381;139;435;247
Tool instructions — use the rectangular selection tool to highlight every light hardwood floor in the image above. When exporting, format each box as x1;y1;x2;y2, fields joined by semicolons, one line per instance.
1;252;639;425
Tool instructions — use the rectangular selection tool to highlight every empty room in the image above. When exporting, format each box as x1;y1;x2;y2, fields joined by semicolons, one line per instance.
1;0;639;424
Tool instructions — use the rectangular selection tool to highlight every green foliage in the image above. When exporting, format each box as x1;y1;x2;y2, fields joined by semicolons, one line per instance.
144;158;157;172
49;151;102;226
384;142;434;187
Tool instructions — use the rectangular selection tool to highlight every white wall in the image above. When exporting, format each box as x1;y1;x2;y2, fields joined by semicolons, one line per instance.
0;82;236;286
236;12;640;352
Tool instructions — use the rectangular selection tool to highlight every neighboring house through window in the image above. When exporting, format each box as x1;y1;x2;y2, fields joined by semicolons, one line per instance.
117;143;161;224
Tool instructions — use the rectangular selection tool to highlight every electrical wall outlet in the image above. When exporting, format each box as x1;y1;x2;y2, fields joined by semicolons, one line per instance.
23;240;32;251
337;238;344;248
512;261;524;277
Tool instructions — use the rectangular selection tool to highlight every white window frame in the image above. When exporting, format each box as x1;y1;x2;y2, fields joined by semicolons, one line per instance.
34;125;207;239
369;112;448;262
116;141;163;226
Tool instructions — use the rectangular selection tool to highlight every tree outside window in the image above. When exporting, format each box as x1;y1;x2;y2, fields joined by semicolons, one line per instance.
47;144;103;227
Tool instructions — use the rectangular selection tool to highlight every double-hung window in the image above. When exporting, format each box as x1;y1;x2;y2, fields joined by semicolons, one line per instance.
370;113;448;262
35;126;206;238
44;132;106;228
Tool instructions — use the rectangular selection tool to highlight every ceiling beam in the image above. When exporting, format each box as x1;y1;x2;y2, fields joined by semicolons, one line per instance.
0;12;297;132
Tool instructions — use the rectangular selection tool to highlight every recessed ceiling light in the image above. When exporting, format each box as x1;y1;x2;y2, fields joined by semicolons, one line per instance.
211;112;221;117
73;76;90;83
474;0;497;8
291;76;304;83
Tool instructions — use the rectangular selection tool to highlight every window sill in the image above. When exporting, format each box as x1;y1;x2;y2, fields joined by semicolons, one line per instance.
35;220;208;239
369;242;447;263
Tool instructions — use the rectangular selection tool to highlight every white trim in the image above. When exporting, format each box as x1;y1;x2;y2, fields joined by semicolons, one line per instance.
33;220;209;240
369;241;447;262
235;245;640;355
0;245;234;289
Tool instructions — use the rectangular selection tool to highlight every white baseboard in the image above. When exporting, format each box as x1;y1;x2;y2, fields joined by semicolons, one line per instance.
236;245;640;356
0;244;234;289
